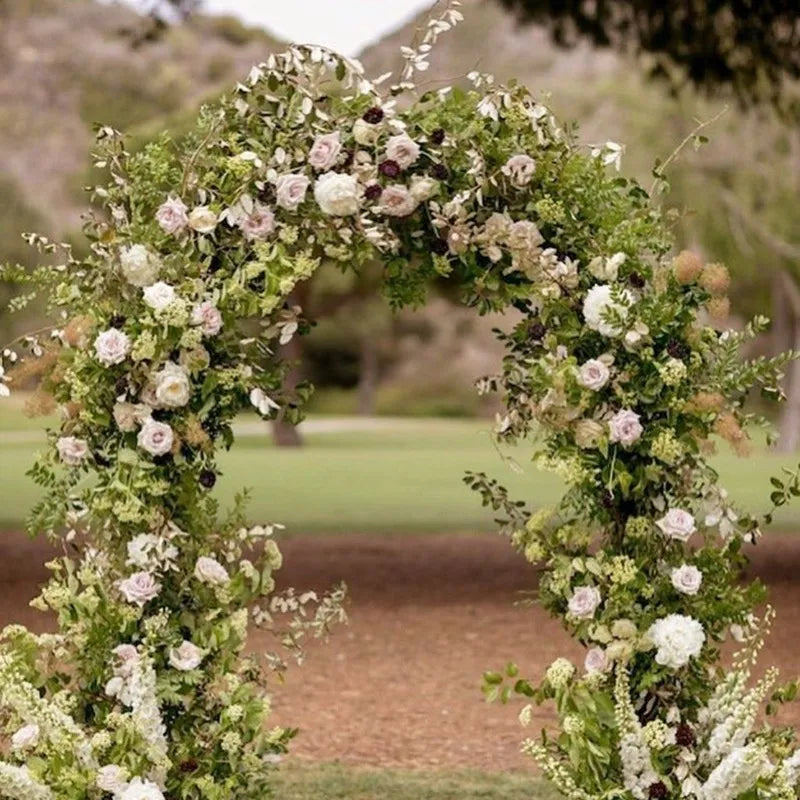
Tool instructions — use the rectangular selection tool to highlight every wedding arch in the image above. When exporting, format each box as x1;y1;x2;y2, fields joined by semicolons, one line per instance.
2;4;799;799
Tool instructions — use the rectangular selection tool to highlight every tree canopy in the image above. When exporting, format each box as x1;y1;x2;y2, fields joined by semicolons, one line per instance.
498;0;800;112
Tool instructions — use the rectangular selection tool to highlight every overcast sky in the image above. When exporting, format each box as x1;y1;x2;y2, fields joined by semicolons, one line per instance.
131;1;437;55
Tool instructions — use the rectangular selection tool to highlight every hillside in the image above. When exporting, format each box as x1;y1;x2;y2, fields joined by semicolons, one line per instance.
0;0;283;248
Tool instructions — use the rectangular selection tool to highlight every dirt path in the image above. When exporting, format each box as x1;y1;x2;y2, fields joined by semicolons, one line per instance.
3;531;799;771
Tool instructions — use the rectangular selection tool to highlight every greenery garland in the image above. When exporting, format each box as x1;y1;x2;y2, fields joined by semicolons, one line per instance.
1;4;799;798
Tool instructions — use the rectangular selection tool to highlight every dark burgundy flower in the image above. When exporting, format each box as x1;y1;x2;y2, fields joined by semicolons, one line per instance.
430;128;446;145
364;184;383;201
648;782;668;799
199;469;217;489
378;159;401;178
628;272;645;289
431;238;449;256
430;163;449;180
109;314;127;328
363;106;384;124
667;339;689;360
180;759;199;773
529;320;546;340
675;723;695;747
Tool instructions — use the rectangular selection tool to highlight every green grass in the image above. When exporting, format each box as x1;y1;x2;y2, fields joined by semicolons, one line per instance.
1;399;799;532
273;763;552;800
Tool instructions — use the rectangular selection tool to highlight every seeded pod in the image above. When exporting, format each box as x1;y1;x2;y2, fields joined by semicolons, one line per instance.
699;261;731;295
672;250;703;284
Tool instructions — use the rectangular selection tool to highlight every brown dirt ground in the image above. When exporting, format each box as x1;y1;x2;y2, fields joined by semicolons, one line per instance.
2;531;800;772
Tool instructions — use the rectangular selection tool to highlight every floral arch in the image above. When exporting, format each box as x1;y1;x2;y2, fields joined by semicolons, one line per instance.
2;6;800;800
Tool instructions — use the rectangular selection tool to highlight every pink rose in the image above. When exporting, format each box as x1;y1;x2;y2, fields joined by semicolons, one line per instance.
137;418;174;457
656;509;696;542
385;134;420;169
379;185;419;217
191;301;223;336
237;202;275;241
577;359;610;391
568;586;601;619
671;564;703;595
169;640;204;671
584;647;609;674
608;409;643;447
156;196;189;235
56;436;89;466
94;328;130;367
275;174;310;211
308;132;342;170
118;571;161;606
194;555;230;586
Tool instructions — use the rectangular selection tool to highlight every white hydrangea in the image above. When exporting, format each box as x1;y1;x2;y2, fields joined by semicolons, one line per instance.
582;284;632;337
119;245;160;288
647;614;705;669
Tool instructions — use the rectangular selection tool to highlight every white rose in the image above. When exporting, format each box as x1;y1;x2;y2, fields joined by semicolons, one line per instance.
96;765;129;795
137;418;174;456
385;133;420;169
120;245;160;288
118;777;165;800
577;359;610;391
57;436;89;466
584;647;609;674
118;571;161;606
608;409;643;447
502;153;536;187
352;118;380;146
314;172;360;216
656;509;696;542
568;586;601;619
194;555;230;586
11;724;39;751
188;205;218;234
156;196;189;235
94;329;130;367
588;252;626;282
237;202;275;240
308;131;342;170
409;175;440;202
582;284;632;337
169;640;205;671
378;185;419;217
647;614;705;669
275;173;310;211
154;363;191;408
191;301;223;336
671;564;703;595
143;282;176;312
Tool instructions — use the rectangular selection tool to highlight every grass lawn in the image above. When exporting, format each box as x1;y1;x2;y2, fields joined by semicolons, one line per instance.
273;763;553;800
1;397;799;532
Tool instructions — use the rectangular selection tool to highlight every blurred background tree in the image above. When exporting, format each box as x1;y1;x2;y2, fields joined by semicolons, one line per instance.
498;0;800;113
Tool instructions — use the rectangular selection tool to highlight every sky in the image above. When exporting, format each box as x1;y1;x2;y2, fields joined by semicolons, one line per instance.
149;1;437;55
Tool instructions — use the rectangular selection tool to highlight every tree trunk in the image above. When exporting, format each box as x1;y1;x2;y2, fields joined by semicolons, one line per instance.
775;270;800;451
357;336;378;416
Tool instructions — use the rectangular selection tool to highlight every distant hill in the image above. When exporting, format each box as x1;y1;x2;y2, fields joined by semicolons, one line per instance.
0;0;283;248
